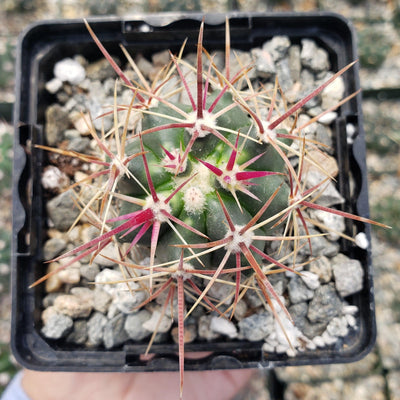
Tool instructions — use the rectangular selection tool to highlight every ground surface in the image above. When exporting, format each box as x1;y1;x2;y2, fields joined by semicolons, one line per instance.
1;1;400;399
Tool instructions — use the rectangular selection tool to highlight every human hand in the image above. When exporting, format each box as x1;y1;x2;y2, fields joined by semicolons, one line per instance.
22;368;255;400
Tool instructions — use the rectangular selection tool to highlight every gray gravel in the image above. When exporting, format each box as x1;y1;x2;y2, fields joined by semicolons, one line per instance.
41;313;73;339
238;311;274;341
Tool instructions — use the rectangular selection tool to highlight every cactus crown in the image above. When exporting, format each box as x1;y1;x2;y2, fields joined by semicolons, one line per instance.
35;18;389;400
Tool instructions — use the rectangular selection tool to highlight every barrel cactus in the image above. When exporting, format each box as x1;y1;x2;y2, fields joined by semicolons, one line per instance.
35;18;389;400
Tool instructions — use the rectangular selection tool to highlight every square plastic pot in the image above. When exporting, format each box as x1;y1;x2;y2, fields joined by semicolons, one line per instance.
11;12;375;372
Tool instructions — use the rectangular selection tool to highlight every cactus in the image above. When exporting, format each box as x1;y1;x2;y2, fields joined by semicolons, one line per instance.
35;18;390;400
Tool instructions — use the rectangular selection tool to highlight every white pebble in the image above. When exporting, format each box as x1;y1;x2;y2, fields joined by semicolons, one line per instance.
142;310;173;333
355;232;369;249
95;269;125;296
210;316;238;339
41;166;69;191
262;342;275;353
346;123;356;144
45;77;63;93
267;330;277;342
58;266;81;284
321;330;338;345
313;335;325;348
300;271;321;290
107;303;120;320
285;265;303;278
57;257;81;284
318;111;338;125
326;316;349;338
275;343;290;354
93;242;120;266
342;304;359;315
345;314;357;328
306;341;317;351
286;347;298;357
54;58;86;85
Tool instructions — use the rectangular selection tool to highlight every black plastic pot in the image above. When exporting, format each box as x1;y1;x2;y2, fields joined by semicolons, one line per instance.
12;12;375;372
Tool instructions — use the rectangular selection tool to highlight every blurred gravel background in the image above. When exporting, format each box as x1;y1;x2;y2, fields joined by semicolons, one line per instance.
1;1;399;399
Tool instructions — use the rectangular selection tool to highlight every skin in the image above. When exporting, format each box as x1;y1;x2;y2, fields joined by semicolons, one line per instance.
22;369;255;400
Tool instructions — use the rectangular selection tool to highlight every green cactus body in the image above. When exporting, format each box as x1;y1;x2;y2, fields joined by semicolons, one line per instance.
116;91;290;271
